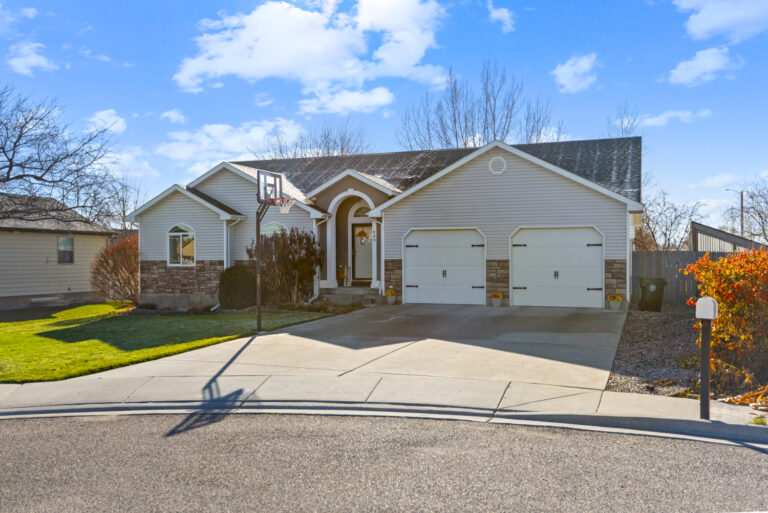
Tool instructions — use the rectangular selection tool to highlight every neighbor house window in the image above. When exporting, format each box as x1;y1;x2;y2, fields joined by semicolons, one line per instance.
168;225;195;265
261;222;287;237
57;237;74;264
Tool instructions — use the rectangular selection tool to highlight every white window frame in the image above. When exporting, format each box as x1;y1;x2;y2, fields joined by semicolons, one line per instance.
167;224;196;267
261;222;288;237
57;236;75;265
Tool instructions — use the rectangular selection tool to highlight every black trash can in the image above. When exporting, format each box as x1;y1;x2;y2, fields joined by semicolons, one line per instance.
638;277;667;312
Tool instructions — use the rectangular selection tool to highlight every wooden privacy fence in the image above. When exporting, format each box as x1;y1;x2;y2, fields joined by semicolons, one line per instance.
631;251;729;304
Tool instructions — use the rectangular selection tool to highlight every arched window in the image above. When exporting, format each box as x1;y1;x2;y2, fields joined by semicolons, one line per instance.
168;224;195;265
354;206;370;217
261;222;287;237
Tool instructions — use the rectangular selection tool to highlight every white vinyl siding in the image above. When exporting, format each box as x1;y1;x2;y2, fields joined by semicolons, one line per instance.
383;147;629;260
137;191;223;261
194;169;314;262
0;231;107;297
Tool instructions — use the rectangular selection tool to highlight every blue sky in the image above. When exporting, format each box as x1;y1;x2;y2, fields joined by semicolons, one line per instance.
2;0;767;224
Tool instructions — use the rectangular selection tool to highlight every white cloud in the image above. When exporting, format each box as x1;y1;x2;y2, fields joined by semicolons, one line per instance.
109;147;159;179
0;5;37;35
537;127;571;143
550;53;597;93
160;109;187;124
20;7;37;18
674;0;768;43
6;42;57;76
79;47;111;63
298;87;394;114
668;47;741;86
173;0;445;113
254;93;273;107
155;118;303;171
640;109;712;127
88;109;127;134
688;173;737;189
761;170;768;179
487;0;514;33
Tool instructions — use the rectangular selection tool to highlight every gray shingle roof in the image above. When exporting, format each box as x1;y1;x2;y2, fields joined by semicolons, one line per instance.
233;137;642;202
0;193;115;235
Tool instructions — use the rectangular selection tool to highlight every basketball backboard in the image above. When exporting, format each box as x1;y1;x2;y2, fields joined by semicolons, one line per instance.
257;170;282;204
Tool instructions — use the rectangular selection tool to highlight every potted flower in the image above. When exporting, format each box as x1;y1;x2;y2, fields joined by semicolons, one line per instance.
383;287;397;305
490;291;503;307
607;294;623;310
336;266;345;287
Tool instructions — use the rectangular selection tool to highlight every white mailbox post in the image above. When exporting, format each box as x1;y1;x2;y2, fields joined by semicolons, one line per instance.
695;297;718;420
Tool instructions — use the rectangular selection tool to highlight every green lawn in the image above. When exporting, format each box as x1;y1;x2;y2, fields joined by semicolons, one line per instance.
0;302;329;383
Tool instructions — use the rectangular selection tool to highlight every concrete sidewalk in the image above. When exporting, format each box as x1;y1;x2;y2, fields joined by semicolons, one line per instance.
0;359;764;444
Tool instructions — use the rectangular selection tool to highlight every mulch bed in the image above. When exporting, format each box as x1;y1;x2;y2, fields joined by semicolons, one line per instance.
606;305;701;396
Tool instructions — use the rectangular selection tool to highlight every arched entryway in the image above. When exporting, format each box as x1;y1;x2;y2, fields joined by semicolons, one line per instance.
325;190;379;288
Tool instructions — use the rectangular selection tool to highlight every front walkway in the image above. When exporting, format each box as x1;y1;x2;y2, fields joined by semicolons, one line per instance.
0;305;763;442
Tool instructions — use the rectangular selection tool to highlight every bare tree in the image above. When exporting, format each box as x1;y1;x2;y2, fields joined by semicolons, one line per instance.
259;118;371;159
634;190;703;251
105;178;146;232
397;61;555;150
0;85;114;222
605;101;640;138
519;98;568;144
724;179;768;244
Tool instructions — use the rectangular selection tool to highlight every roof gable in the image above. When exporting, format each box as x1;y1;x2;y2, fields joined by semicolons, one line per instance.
126;184;245;221
369;141;644;216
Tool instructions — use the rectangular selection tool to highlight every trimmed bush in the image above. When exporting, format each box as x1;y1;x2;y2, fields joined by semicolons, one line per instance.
91;234;139;303
684;250;768;386
218;263;258;309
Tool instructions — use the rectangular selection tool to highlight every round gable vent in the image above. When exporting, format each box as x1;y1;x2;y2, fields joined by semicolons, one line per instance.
488;156;507;175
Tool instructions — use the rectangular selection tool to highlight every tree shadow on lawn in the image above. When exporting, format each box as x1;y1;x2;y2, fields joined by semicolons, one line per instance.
0;305;69;324
39;314;257;352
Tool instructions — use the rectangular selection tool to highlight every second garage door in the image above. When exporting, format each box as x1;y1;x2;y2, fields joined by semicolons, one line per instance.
403;229;486;305
510;227;604;308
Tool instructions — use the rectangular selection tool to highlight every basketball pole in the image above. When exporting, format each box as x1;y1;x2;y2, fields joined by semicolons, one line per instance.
255;202;270;332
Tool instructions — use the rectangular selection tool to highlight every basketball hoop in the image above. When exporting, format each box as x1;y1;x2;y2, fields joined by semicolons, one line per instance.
270;197;295;214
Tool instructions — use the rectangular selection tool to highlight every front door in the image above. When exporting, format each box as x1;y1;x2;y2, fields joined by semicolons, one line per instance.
352;223;373;280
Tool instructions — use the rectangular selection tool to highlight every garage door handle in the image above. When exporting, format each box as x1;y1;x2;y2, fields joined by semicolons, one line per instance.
512;244;527;247
512;286;527;290
471;244;484;247
406;285;418;288
587;243;602;247
587;287;603;291
406;244;418;248
472;286;485;289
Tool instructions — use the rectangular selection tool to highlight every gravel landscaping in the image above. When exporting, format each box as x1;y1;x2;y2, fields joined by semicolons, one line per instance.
607;305;701;396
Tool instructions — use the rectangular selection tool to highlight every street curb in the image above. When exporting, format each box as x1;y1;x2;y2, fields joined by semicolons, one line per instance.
0;400;766;446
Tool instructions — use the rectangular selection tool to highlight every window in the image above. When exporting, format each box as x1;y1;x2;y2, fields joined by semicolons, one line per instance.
354;206;370;217
261;222;287;237
168;225;195;265
57;237;74;264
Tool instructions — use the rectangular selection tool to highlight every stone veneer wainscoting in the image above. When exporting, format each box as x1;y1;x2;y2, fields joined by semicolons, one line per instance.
139;260;224;310
384;259;402;298
486;260;510;306
604;259;627;301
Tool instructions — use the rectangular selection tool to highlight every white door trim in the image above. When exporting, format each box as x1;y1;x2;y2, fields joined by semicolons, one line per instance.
347;200;376;284
401;227;487;305
508;225;605;307
324;189;377;288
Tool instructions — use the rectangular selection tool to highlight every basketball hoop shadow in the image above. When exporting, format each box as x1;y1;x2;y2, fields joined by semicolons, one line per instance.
165;335;258;437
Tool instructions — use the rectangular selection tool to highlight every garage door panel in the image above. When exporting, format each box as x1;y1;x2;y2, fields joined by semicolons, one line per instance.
404;229;485;305
511;228;604;308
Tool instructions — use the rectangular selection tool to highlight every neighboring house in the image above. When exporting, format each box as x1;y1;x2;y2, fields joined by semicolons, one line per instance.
688;221;764;252
0;193;114;309
128;137;643;309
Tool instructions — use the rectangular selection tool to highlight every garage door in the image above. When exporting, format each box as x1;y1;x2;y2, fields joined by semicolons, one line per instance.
403;229;486;305
511;227;604;308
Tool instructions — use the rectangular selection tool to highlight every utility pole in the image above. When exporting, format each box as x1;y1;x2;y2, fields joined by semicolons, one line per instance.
740;190;744;238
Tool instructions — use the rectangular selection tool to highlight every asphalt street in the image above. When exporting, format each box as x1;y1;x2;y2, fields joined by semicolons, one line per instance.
1;414;766;512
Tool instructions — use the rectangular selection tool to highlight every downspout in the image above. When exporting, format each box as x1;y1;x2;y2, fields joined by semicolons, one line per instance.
306;214;330;303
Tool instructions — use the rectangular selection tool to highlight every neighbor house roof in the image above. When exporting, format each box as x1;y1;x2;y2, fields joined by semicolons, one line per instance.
233;136;642;203
0;193;115;235
689;221;764;251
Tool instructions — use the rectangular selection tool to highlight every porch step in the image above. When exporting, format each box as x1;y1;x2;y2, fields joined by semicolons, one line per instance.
320;287;381;306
